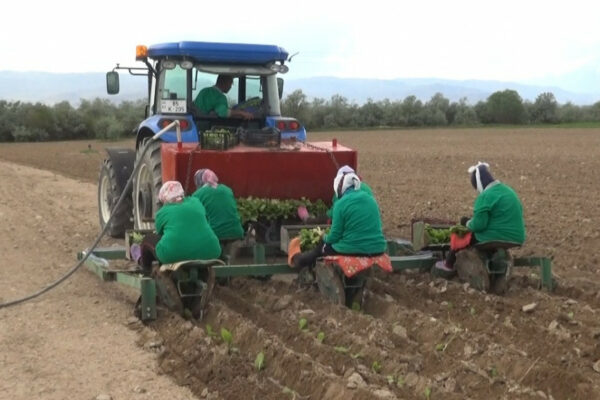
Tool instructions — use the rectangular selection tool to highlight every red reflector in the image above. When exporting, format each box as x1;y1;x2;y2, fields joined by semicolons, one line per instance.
289;121;299;131
277;121;286;131
179;119;189;130
160;119;172;128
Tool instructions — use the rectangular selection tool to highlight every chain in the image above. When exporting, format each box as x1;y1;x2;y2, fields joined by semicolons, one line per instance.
184;144;201;193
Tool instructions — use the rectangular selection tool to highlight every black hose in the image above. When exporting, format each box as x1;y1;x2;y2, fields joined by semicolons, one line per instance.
0;139;156;309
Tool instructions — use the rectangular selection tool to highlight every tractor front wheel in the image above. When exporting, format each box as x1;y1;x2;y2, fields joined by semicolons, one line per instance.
133;139;162;230
98;158;133;238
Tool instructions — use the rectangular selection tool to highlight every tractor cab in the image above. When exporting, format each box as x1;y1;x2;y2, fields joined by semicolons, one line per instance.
107;41;306;148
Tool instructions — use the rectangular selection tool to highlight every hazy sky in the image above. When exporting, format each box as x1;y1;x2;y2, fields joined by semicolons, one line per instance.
2;0;599;84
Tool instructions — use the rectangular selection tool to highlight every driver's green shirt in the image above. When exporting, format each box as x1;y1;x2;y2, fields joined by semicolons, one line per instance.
194;86;229;117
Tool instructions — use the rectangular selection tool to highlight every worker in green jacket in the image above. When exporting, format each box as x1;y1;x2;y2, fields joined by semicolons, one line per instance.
436;162;526;271
194;75;253;119
292;172;386;268
192;168;245;241
138;181;221;272
326;165;374;219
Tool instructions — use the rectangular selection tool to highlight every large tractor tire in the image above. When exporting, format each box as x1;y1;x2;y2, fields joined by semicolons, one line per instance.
98;157;133;238
133;139;162;230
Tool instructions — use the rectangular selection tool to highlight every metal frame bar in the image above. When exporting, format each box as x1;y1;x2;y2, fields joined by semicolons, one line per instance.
514;256;554;291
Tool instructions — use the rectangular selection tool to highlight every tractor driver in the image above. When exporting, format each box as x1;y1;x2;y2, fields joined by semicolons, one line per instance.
194;75;254;120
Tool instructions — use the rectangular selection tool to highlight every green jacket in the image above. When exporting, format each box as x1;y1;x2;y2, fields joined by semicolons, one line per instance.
194;86;229;117
327;181;374;218
467;182;526;244
192;184;244;240
155;197;221;263
324;188;386;255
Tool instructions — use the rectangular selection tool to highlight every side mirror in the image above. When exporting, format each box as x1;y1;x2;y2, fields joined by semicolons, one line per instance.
106;71;120;95
277;77;284;99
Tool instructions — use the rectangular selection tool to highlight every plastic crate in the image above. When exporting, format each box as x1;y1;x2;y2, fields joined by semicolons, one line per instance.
239;127;281;147
201;127;238;150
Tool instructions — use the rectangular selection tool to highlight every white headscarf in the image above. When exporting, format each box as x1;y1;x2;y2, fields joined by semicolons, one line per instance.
333;172;361;198
468;161;490;193
336;165;355;178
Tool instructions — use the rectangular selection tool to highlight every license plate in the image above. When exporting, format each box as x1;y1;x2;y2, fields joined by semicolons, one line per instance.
160;99;187;113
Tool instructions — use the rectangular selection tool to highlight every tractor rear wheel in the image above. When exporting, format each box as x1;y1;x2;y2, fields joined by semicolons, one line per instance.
133;139;162;230
98;158;133;238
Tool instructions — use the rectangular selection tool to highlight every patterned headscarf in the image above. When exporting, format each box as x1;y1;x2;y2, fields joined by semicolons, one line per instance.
194;168;219;189
468;161;495;193
333;172;361;198
158;181;184;204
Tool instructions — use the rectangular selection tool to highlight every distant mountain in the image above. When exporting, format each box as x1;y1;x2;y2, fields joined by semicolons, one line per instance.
0;71;598;106
285;77;599;105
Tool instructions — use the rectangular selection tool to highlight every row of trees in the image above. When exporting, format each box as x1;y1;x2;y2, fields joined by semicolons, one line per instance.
0;99;145;142
1;90;600;142
281;90;600;129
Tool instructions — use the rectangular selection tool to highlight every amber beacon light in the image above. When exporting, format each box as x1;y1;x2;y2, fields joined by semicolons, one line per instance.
136;45;148;61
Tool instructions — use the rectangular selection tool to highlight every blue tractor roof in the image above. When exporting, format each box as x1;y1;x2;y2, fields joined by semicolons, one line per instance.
147;41;289;65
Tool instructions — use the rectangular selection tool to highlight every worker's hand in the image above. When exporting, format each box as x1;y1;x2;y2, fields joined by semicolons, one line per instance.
241;110;253;120
460;216;470;226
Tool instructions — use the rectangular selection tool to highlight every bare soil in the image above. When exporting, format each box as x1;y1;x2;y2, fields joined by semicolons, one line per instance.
1;127;600;400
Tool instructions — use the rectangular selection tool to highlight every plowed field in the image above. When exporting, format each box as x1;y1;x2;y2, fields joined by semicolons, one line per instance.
1;128;600;400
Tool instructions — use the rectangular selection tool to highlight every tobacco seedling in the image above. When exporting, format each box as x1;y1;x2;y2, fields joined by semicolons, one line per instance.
334;346;349;354
317;331;325;343
424;386;432;399
298;318;308;331
205;324;218;337
255;352;265;371
371;361;382;373
221;327;233;349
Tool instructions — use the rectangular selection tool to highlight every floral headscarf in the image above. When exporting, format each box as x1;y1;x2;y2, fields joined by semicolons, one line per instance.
194;168;219;189
158;181;184;204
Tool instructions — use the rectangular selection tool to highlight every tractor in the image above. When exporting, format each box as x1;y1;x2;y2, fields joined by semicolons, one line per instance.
96;41;365;316
98;41;356;238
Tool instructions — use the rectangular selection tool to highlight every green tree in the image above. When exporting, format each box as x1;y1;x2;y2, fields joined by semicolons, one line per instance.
486;90;526;124
531;92;558;123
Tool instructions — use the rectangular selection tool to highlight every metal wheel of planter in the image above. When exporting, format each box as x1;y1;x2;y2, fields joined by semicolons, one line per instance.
455;248;490;292
190;267;216;320
315;261;345;305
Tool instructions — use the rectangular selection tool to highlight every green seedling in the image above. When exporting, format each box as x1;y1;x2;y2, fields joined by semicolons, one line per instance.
350;353;363;359
397;376;405;388
317;331;325;343
386;375;395;385
568;311;574;319
205;324;218;337
334;346;349;354
131;232;145;244
220;327;233;348
351;301;361;311
371;361;382;373
255;352;265;371
489;366;498;378
470;307;476;316
435;343;445;352
298;318;308;331
424;386;432;399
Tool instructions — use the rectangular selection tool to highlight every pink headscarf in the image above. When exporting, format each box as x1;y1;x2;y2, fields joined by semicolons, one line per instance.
194;168;219;189
158;181;184;204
